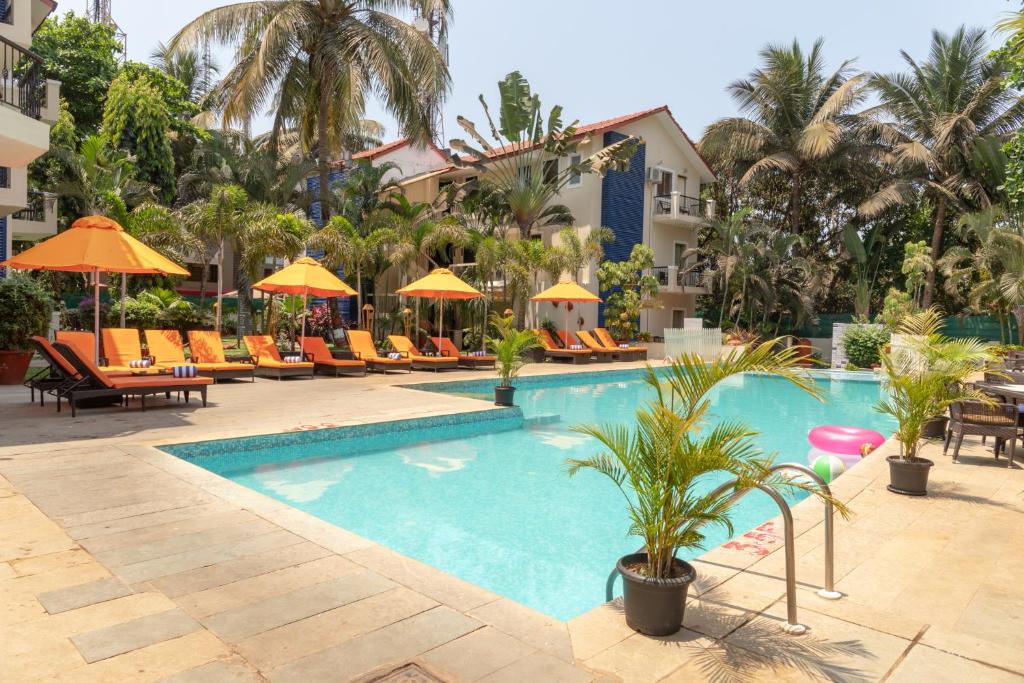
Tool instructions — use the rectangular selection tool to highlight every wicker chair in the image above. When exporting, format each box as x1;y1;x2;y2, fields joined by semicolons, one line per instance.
944;401;1019;467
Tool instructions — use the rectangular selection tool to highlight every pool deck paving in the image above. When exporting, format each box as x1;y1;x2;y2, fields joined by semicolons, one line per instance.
0;361;1022;682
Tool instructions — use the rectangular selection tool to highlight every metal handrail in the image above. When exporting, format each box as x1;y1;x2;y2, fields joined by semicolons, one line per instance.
0;34;46;119
604;462;840;635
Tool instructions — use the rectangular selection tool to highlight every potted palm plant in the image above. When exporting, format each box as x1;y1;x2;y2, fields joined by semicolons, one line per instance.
488;315;541;406
0;275;53;384
876;309;993;496
568;341;843;636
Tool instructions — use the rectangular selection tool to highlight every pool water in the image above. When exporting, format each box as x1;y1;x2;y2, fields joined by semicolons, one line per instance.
166;370;893;621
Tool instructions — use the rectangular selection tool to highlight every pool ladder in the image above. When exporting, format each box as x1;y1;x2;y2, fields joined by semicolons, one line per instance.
605;463;841;635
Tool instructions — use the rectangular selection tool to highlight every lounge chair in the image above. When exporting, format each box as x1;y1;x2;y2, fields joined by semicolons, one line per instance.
387;335;459;372
54;331;96;363
430;337;496;369
100;328;165;374
299;336;367;376
242;335;315;379
594;327;648;360
575;330;623;362
346;330;412;374
145;330;255;382
26;336;83;406
944;400;1019;468
537;329;591;364
51;341;212;417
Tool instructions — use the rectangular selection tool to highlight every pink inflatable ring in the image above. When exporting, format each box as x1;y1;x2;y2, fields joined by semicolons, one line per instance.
808;425;885;456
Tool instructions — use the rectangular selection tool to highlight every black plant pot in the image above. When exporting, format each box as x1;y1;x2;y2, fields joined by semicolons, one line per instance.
616;553;696;636
887;455;933;496
494;385;516;407
920;416;948;439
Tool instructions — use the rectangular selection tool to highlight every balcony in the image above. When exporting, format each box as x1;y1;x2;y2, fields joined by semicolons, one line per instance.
652;264;709;294
9;190;56;241
1;0;53;51
0;34;57;167
652;191;715;225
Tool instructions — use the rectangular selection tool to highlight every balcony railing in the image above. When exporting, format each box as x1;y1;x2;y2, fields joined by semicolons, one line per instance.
11;191;44;221
1;35;45;119
1;0;12;25
653;191;712;221
652;264;708;289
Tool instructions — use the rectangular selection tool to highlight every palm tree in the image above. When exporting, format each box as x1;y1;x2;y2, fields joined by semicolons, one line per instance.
150;41;219;106
54;135;156;219
859;26;1024;306
699;38;867;236
169;0;451;223
330;160;402;226
178;184;250;331
451;71;638;241
556;226;614;284
308;215;396;324
704;209;754;327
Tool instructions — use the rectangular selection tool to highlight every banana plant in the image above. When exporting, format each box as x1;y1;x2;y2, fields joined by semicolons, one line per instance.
841;223;883;319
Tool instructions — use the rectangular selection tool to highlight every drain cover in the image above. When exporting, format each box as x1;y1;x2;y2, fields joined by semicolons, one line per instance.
369;663;446;683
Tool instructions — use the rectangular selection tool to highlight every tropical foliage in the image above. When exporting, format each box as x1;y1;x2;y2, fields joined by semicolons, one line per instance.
487;314;540;387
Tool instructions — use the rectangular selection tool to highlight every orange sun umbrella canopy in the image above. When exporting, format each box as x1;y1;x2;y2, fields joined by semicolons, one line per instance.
251;257;357;298
531;278;602;303
396;267;483;299
0;215;188;275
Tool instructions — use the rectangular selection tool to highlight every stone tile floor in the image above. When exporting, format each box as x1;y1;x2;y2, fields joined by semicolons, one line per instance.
1;363;1023;681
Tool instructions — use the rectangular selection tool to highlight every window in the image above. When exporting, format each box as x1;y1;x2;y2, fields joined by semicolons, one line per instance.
677;175;688;196
671;309;685;329
655;169;673;197
187;264;217;282
673;243;688;267
567;154;582;188
543;158;559;185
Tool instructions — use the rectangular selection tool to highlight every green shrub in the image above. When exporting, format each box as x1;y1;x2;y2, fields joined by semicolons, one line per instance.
0;275;53;350
842;324;890;368
110;297;161;330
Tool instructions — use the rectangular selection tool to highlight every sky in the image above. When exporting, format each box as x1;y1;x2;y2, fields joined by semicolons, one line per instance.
61;0;1014;145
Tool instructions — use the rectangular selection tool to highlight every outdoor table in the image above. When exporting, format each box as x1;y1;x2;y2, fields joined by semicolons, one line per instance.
976;382;1024;402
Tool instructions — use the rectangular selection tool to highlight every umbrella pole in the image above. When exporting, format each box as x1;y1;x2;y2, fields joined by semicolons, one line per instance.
300;292;308;356
438;298;443;347
94;270;101;364
119;273;126;328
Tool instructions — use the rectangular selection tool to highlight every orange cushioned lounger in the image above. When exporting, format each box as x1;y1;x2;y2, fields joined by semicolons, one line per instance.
55;331;134;376
52;341;212;418
387;335;458;372
145;330;255;382
242;335;314;380
27;336;82;407
430;336;496;369
346;330;411;374
594;327;647;360
575;330;622;362
299;336;366;377
100;328;165;374
537;329;591;364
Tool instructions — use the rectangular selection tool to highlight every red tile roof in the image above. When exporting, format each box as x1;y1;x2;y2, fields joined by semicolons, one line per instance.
351;138;413;160
459;106;715;178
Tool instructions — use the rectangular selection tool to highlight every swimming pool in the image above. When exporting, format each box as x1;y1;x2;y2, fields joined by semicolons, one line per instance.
163;369;894;621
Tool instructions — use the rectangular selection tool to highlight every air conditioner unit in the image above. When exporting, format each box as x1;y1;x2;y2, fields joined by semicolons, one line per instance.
647;167;664;184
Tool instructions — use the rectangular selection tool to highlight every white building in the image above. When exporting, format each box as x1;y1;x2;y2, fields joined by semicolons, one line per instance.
0;0;61;272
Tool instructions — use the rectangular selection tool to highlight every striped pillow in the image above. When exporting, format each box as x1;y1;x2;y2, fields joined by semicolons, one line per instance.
387;352;402;360
129;359;152;368
172;365;198;378
619;344;630;349
283;355;303;364
569;344;584;350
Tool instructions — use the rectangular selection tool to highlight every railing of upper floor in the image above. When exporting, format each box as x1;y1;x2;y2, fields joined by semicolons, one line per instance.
1;0;13;25
0;34;45;119
11;190;44;221
652;264;707;289
653;192;713;221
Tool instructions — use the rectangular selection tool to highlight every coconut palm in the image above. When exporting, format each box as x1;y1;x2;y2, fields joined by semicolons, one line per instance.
54;135;156;218
699;38;868;236
555;226;614;284
168;0;451;222
859;26;1024;306
702;209;754;327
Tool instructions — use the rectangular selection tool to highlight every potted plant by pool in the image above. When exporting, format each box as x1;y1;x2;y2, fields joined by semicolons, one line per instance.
568;341;843;636
488;315;540;406
0;275;53;385
876;309;993;496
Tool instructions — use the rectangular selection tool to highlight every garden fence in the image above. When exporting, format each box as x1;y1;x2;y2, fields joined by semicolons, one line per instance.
664;327;723;361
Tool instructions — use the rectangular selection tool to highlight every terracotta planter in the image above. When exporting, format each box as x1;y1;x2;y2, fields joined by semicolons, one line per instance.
0;350;32;385
887;455;933;496
617;553;696;636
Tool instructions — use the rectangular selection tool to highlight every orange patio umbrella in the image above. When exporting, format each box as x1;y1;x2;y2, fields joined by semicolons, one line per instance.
251;256;357;355
0;215;188;363
396;268;482;345
531;278;602;340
